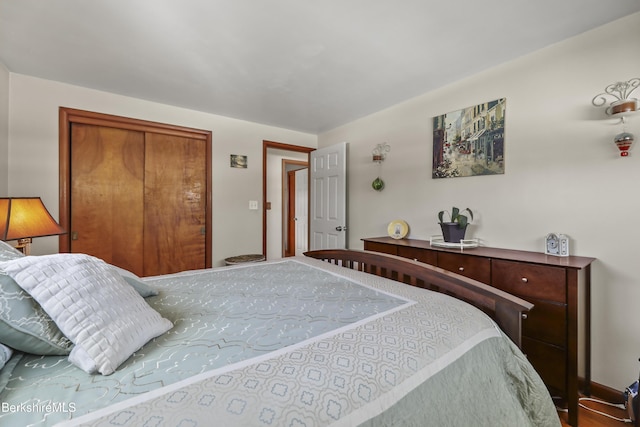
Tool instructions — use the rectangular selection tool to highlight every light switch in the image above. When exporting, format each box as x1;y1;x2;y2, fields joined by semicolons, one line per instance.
249;200;259;210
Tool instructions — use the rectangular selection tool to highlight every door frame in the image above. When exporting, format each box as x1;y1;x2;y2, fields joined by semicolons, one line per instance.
58;107;213;268
262;140;314;257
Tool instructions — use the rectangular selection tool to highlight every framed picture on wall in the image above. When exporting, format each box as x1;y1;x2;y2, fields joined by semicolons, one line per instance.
432;98;506;179
230;154;248;168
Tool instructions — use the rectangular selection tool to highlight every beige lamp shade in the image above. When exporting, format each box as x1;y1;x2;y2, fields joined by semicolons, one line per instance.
0;197;65;241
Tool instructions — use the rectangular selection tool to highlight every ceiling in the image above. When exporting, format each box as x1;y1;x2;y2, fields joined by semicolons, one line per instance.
1;1;639;134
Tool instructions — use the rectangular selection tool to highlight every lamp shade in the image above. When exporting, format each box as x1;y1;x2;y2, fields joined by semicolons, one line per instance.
0;197;65;241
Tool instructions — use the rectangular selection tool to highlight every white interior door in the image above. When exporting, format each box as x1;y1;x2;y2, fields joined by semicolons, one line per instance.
294;168;308;256
310;142;347;250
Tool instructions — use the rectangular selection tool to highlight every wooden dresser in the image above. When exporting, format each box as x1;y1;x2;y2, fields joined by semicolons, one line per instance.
362;236;596;427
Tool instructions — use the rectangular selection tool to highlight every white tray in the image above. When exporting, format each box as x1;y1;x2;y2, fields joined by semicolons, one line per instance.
430;236;479;250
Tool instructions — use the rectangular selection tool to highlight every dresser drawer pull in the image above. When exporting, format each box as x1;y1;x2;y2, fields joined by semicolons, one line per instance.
521;277;529;283
522;313;528;320
458;267;464;272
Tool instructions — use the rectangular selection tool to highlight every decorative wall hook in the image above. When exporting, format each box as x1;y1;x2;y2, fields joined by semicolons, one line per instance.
592;78;639;157
371;143;390;191
592;78;639;116
372;142;391;163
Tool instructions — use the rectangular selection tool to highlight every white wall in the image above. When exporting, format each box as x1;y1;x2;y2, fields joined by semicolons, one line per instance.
0;62;9;194
319;12;640;392
6;74;317;265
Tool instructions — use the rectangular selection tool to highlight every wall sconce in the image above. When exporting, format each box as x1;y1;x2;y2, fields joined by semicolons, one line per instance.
0;197;66;254
371;143;390;191
592;78;639;157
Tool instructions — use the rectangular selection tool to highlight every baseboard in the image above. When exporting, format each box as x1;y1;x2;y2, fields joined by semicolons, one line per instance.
584;379;625;404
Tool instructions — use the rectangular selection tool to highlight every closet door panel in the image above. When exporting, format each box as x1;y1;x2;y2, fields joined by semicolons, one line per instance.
143;133;207;275
70;123;145;274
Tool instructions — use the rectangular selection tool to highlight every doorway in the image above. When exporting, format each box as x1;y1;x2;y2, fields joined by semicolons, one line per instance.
284;161;308;257
262;141;314;259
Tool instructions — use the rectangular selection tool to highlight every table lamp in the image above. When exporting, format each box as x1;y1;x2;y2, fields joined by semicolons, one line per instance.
0;197;66;255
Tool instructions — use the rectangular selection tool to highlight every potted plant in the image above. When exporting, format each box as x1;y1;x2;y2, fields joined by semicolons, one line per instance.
438;207;473;243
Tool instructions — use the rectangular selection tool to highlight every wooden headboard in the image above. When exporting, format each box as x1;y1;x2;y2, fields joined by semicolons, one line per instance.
304;249;533;349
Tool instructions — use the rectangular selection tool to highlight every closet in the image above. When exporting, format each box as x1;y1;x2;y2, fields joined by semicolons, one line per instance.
59;108;212;276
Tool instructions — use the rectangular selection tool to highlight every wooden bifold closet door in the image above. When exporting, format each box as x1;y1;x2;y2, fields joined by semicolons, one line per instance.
60;108;212;277
143;132;207;275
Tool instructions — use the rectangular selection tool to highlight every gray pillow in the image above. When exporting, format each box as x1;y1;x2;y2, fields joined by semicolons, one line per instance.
111;265;159;298
0;273;73;355
0;343;12;370
0;248;157;355
1;254;172;375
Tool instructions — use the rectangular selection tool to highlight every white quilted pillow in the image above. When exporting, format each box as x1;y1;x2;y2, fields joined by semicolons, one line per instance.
0;254;173;375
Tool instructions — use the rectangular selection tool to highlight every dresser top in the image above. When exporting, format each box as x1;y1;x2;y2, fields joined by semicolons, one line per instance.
362;236;596;269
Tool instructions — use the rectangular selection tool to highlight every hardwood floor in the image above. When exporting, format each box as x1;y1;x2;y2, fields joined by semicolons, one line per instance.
558;399;631;427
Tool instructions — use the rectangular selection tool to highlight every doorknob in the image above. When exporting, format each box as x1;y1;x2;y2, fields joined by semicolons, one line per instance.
335;226;347;231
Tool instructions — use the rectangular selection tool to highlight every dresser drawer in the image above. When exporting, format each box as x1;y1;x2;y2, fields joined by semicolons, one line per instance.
437;252;491;283
523;337;566;395
492;259;566;303
397;246;437;265
522;298;567;347
364;241;398;256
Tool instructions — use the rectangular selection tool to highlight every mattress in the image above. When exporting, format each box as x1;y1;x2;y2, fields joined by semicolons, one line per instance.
0;257;560;426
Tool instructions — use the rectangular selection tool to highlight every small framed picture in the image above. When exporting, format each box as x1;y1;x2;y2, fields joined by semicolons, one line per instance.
230;155;247;168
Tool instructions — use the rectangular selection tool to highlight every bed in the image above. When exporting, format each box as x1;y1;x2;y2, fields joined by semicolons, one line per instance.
0;243;561;426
